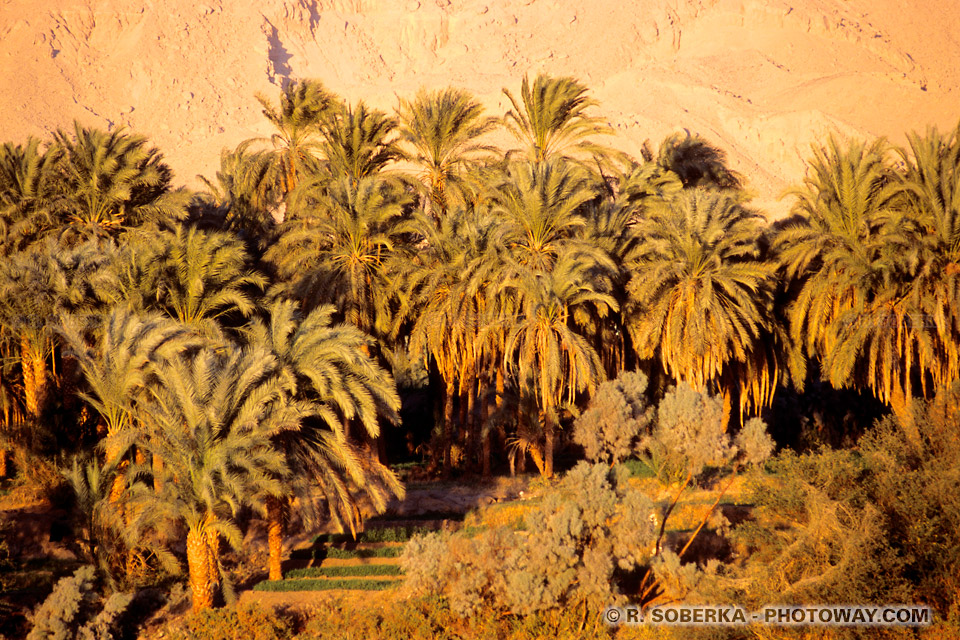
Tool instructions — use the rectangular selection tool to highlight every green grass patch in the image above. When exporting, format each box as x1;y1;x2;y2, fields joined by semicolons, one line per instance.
286;565;402;579
327;546;402;559
253;578;397;592
622;457;658;479
312;525;432;545
290;545;403;560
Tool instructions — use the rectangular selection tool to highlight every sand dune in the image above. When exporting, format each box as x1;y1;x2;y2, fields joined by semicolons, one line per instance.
1;0;957;216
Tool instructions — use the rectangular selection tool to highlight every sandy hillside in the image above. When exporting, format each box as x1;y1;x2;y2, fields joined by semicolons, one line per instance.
1;0;958;216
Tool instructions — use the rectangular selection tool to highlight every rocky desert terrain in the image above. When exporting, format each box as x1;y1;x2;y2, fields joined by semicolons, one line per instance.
1;0;958;215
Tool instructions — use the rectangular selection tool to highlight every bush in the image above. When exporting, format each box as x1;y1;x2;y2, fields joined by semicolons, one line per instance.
655;395;960;638
401;462;657;617
642;383;734;482
173;603;293;640
573;370;654;464
27;565;133;640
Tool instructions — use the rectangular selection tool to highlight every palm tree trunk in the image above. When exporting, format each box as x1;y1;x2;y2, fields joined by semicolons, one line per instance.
267;497;285;581
187;524;215;612
152;454;164;493
720;386;732;433
543;414;555;478
466;376;477;471
442;378;455;478
206;519;222;607
20;334;42;419
480;378;491;479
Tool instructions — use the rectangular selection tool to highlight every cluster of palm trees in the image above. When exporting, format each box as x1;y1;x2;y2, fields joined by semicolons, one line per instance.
1;73;958;610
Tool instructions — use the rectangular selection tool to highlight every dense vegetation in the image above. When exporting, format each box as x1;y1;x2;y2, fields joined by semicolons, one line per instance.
0;74;958;637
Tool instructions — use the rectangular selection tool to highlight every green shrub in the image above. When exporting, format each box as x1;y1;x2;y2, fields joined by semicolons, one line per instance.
573;370;654;465
401;462;657;617
642;383;734;482
286;565;402;578
27;565;133;640
253;578;397;592
174;603;293;640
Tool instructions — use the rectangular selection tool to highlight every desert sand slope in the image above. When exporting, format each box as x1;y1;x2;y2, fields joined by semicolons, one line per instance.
1;0;957;217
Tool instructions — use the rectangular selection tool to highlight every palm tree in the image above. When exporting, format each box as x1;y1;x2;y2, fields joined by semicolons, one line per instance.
397;87;498;218
656;131;742;190
0;137;60;252
0;239;116;421
627;189;778;425
269;176;415;340
116;225;266;338
196;147;282;248
501;251;613;477
502;73;613;165
773;137;906;415
131;345;300;611
52;123;190;240
244;299;402;579
404;210;506;476
487;159;599;272
253;79;339;196
815;125;960;429
59;307;200;474
316;101;404;187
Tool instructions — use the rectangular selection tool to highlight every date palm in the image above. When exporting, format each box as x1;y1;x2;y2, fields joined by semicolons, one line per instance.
244;299;402;579
0;239;116;420
501;251;613;477
253;79;338;195
502;73;612;165
59;307;201;470
404;210;506;476
822;125;960;427
773;137;908;417
116;225;267;338
397;87;498;218
487;159;599;272
52;123;190;240
196;147;282;248
130;345;300;611
628;189;778;424
0;137;60;252
269;176;415;340
317;101;403;187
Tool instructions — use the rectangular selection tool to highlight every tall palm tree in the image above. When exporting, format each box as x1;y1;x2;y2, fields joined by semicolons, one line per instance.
818;125;960;428
0;137;60;252
487;159;599;272
115;225;266;338
269;176;415;340
397;87;498;218
244;299;402;579
404;210;506;476
131;345;300;611
627;189;778;424
656;131;742;190
317;101;403;187
253;79;339;196
501;251;613;477
502;73;612;165
773;137;906;416
52;123;190;240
